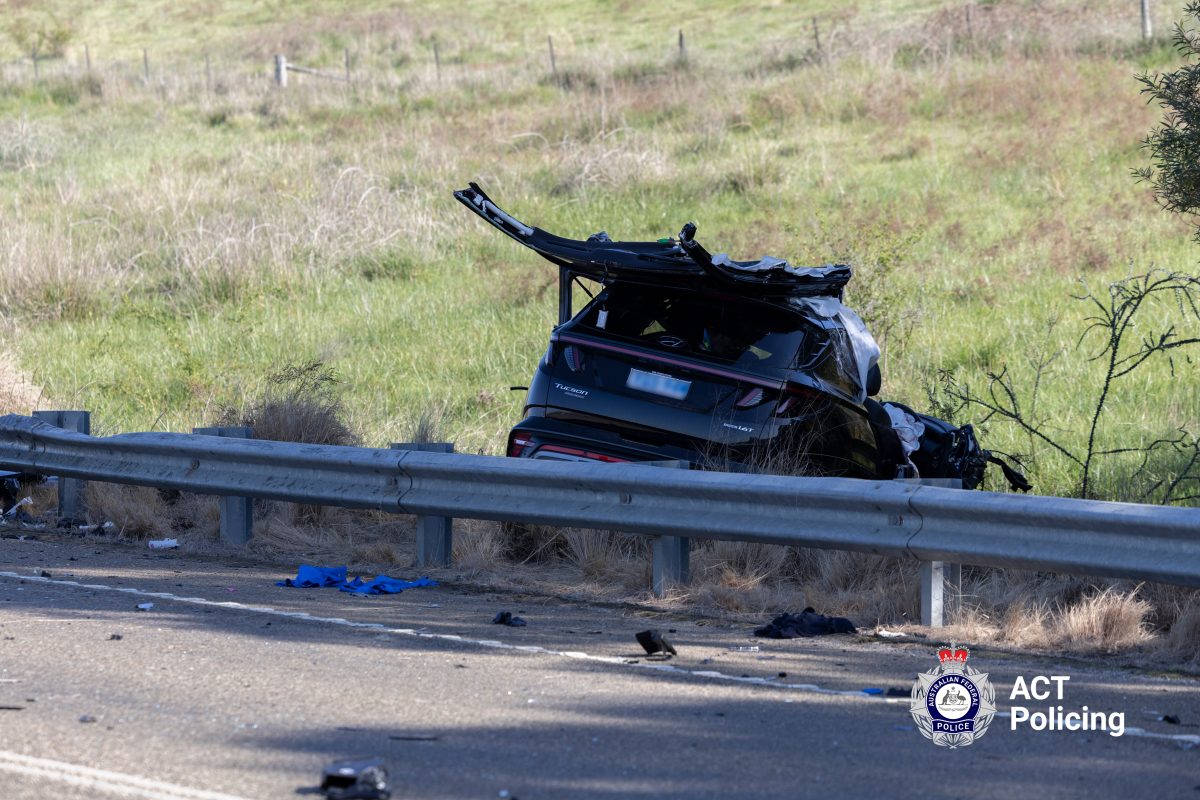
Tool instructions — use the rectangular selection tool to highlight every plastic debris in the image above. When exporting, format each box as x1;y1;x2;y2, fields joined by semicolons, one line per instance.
492;611;527;627
147;538;179;550
728;645;760;652
862;688;884;696
635;629;677;657
881;402;925;475
319;757;390;800
1162;714;1182;725
135;603;154;611
754;608;856;638
2;497;31;517
277;565;436;595
79;714;96;723
108;634;123;641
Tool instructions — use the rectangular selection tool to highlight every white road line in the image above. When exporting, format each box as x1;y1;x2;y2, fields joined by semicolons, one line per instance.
0;750;252;800
5;569;1200;749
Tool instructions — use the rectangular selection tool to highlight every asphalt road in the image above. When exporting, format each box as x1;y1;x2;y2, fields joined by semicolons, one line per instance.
0;534;1196;799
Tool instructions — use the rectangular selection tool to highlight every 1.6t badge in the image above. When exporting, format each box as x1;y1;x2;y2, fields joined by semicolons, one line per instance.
910;644;996;748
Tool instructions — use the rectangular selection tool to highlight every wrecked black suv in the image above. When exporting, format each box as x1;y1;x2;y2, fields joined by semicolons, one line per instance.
455;183;1028;490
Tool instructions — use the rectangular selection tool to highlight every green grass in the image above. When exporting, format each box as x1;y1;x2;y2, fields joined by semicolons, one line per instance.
2;0;1198;501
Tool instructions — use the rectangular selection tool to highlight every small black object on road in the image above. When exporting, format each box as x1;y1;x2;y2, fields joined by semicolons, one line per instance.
492;611;527;627
635;629;677;657
319;757;390;799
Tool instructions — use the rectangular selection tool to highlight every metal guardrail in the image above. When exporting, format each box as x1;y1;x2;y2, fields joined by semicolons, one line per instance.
1;413;1198;619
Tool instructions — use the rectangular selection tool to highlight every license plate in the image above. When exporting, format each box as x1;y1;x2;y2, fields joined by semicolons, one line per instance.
626;368;690;400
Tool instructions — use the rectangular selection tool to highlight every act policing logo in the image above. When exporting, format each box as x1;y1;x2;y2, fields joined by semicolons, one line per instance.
909;644;997;748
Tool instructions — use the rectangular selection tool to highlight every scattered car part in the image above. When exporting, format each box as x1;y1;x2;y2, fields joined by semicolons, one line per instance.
635;629;677;657
492;610;527;627
320;758;391;800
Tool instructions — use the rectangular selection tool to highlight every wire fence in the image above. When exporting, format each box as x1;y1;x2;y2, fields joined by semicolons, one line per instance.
0;4;1170;106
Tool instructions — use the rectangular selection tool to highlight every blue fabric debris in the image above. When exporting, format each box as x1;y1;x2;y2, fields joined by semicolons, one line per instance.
277;565;348;588
339;575;438;595
277;565;436;595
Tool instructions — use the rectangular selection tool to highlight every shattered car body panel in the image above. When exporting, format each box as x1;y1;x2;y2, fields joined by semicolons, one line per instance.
455;183;1027;490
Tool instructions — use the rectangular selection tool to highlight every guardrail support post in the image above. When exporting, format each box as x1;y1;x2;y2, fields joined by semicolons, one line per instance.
33;410;90;521
648;460;690;597
920;561;946;628
391;442;454;567
909;477;963;627
192;426;254;546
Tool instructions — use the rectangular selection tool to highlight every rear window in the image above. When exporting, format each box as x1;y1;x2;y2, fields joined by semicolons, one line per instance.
573;284;808;372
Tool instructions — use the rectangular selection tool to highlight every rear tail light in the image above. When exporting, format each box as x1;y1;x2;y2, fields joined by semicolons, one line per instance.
735;387;765;409
536;444;628;463
508;435;534;457
776;382;821;416
563;345;584;373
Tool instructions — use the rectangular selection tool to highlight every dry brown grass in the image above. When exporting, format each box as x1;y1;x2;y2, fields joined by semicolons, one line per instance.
1160;599;1200;667
452;519;506;577
0;352;44;415
238;506;412;568
561;527;644;586
1054;587;1153;652
81;482;172;538
404;406;446;446
221;362;358;448
934;571;1196;664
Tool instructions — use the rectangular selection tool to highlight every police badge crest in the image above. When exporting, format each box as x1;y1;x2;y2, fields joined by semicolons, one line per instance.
910;644;996;748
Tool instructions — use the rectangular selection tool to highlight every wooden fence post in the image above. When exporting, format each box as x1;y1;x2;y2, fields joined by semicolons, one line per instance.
274;54;287;87
205;52;212;93
344;47;351;83
84;44;91;72
142;48;149;83
812;16;823;60
31;46;38;79
433;42;441;81
678;29;687;64
547;34;557;77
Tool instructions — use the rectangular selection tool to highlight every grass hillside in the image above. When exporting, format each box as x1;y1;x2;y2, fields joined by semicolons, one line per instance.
1;0;1198;501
